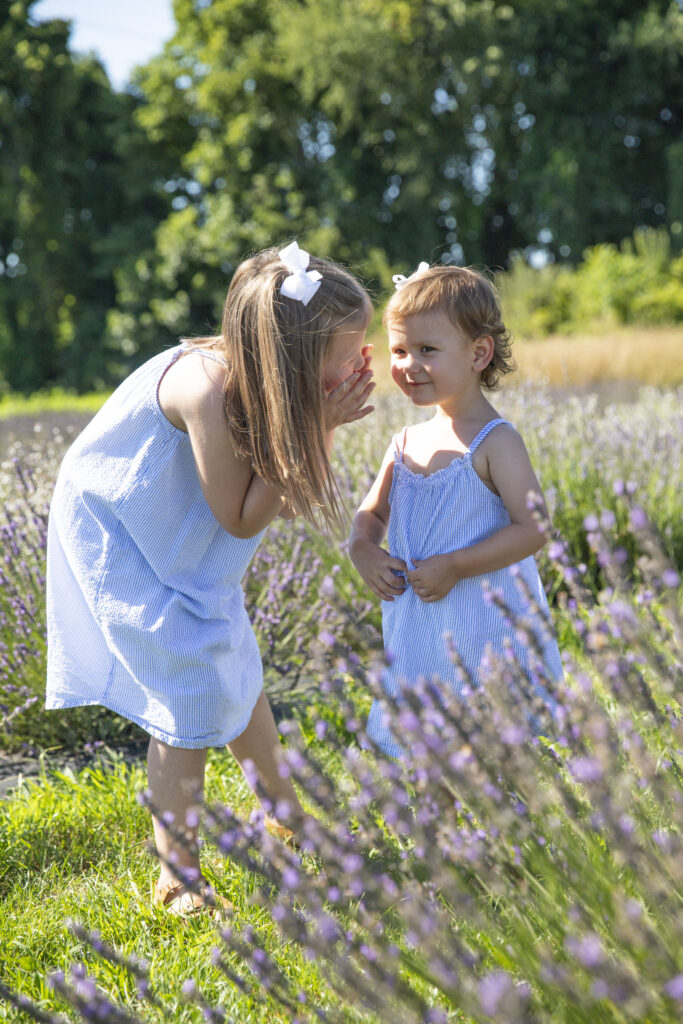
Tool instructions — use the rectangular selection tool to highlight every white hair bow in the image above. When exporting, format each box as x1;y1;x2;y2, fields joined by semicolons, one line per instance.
392;261;430;290
278;241;323;306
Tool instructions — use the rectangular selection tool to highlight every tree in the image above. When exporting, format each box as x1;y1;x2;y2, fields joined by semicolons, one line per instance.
0;0;165;391
481;0;683;265
114;0;682;363
2;0;680;391
106;0;505;356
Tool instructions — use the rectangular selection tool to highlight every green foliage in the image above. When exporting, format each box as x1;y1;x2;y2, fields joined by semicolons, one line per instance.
0;379;681;1022
102;0;683;375
1;0;682;391
0;537;681;1022
0;388;108;417
0;0;167;393
499;227;683;337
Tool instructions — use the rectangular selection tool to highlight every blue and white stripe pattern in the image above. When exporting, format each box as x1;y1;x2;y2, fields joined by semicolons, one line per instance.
367;418;563;759
46;345;265;748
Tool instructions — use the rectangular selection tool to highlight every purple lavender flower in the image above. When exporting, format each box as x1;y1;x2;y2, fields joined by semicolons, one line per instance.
630;507;648;529
664;975;683;1000
566;933;605;968
478;971;513;1015
569;757;603;783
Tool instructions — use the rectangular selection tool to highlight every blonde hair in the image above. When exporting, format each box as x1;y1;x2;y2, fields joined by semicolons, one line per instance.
188;245;371;528
384;265;514;391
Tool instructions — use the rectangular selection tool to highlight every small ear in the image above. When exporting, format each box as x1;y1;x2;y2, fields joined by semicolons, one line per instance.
472;334;494;371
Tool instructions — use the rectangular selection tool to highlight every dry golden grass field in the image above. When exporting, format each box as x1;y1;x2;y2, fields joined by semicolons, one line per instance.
369;324;683;394
0;327;680;426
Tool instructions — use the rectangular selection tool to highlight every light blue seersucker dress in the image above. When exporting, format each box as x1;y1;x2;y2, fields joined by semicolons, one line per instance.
367;418;563;758
46;344;265;749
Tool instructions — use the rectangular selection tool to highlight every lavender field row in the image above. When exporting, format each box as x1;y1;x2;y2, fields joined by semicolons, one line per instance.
0;384;681;1023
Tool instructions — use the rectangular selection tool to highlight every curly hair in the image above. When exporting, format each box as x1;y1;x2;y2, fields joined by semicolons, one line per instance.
384;265;515;391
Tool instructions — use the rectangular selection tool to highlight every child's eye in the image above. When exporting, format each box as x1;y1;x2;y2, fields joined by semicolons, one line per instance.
421;345;435;353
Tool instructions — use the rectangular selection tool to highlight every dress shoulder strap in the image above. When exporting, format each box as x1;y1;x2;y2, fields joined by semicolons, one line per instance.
393;426;408;463
467;418;510;455
181;343;229;368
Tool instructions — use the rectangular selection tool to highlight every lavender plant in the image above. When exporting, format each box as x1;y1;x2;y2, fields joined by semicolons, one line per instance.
1;452;52;749
4;498;679;1024
155;503;679;1024
0;440;145;752
2;387;681;751
0;387;682;1023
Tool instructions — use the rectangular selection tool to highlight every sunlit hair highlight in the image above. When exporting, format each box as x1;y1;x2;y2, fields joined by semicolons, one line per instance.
384;265;514;390
187;245;371;529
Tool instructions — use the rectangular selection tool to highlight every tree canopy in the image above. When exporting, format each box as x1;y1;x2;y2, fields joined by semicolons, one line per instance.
1;0;681;391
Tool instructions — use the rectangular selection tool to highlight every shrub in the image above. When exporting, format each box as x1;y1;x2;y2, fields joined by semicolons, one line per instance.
498;228;683;338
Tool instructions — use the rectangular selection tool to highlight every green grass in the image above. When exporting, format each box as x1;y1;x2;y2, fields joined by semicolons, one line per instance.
0;388;109;419
0;750;359;1024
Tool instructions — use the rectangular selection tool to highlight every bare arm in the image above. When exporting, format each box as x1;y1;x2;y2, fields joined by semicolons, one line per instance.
160;348;376;537
167;356;288;538
349;446;407;601
407;426;549;601
278;355;376;521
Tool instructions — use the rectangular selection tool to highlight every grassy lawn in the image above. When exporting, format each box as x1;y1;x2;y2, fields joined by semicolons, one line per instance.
0;388;109;420
0;749;353;1024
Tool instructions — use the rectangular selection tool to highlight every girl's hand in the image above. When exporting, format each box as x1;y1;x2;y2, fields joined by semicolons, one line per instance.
350;537;407;602
323;354;375;430
406;554;460;603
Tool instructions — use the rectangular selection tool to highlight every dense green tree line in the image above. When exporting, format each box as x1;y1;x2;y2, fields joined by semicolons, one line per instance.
0;0;169;391
1;0;681;392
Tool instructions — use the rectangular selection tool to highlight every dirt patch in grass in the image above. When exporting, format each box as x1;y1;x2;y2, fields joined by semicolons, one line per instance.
0;741;149;799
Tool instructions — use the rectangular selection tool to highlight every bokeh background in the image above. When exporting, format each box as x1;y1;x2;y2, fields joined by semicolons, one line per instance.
1;0;682;397
2;6;683;1022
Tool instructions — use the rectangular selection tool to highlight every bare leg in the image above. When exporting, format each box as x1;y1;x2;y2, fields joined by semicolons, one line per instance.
147;738;207;887
148;691;304;897
228;690;305;822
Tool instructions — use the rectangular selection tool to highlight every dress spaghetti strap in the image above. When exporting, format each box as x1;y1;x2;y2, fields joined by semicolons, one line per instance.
467;418;510;455
181;344;229;368
394;427;408;463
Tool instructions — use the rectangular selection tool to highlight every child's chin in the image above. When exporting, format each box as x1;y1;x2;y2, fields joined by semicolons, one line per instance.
406;388;434;405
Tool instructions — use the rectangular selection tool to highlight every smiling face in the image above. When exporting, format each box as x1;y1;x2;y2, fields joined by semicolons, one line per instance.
322;321;368;392
388;310;488;411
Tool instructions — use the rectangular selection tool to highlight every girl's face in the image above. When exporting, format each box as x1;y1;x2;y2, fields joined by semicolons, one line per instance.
322;322;369;392
388;310;487;410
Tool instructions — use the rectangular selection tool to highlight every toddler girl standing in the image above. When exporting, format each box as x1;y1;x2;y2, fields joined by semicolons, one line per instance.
349;264;562;758
46;242;374;914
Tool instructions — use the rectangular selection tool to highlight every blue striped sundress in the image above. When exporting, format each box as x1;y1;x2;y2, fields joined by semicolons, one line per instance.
45;344;265;749
367;418;563;758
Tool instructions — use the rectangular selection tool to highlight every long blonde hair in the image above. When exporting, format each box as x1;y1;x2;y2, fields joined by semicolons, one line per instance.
191;245;372;528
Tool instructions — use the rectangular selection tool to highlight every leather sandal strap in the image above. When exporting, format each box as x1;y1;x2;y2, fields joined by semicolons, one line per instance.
154;880;232;917
155;881;188;907
264;815;300;849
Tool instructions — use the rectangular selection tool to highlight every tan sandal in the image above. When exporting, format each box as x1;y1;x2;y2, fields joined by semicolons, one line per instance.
264;814;302;850
153;880;232;920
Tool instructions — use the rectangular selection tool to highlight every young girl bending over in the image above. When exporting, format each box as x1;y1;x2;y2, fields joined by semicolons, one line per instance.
46;242;374;915
349;264;562;758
